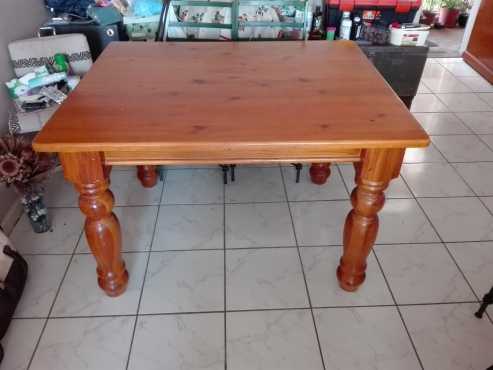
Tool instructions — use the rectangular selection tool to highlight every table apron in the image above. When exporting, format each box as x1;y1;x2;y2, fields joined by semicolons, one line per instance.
103;148;362;165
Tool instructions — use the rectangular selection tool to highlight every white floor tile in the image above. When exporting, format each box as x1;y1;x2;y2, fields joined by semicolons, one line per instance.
480;134;493;150
426;58;440;63
128;313;224;370
225;167;285;203
315;306;421;370
139;250;223;314
162;169;223;204
282;166;348;201
478;93;493;108
448;241;493;297
77;206;158;253
410;94;449;113
480;196;493;214
377;199;439;244
111;170;163;206
419;197;493;242
15;254;70;318
403;144;446;163
226;203;295;248
457;76;493;93
340;164;412;198
401;163;473;197
413;112;471;135
417;83;432;93
1;319;45;370
30;316;135;370
456;111;493;134
51;253;147;316
290;201;350;246
226;248;308;310
44;171;78;207
436;93;492;112
301;246;393;306
442;62;481;77
421;63;450;79
421;74;471;93
375;243;475;304
453;162;493;196
10;208;83;254
432;135;493;162
152;204;223;251
435;57;462;64
401;304;493;370
227;310;323;370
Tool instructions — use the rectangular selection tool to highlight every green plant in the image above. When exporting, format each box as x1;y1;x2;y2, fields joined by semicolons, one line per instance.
423;0;441;11
441;0;462;9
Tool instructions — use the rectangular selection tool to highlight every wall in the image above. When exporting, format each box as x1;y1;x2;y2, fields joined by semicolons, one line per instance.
0;0;49;227
460;0;482;53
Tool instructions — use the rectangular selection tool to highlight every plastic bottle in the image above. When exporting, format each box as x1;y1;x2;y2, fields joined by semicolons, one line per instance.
350;15;362;40
340;11;352;40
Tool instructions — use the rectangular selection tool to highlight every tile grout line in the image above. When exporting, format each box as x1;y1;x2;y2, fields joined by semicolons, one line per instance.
422;125;493;325
447;111;493;219
372;249;425;370
335;164;352;197
339;160;425;370
399;175;482;304
25;225;85;370
279;166;327;370
124;168;168;370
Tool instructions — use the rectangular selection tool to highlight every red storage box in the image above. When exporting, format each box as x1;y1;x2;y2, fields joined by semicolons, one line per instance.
327;0;421;13
324;0;421;37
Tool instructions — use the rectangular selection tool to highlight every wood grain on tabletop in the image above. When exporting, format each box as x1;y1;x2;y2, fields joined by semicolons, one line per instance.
33;41;429;153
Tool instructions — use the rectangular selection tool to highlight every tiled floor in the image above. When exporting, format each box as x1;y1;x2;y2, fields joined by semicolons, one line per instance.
4;58;493;370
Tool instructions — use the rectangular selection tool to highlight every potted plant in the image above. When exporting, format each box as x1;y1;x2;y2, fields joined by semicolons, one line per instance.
438;0;461;27
458;0;471;28
421;9;437;25
420;0;440;25
0;135;56;233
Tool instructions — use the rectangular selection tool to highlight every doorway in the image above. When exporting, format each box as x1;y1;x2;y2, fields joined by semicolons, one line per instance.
420;0;473;58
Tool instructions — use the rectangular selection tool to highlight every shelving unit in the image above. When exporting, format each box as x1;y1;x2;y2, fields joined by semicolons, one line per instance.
166;0;309;40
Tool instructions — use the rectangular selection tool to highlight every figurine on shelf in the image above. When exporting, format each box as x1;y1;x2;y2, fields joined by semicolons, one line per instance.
0;135;56;233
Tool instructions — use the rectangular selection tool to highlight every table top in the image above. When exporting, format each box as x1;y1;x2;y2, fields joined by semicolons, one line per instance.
33;41;428;155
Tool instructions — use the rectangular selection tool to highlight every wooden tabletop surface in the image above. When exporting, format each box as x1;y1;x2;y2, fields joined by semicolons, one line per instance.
34;41;429;154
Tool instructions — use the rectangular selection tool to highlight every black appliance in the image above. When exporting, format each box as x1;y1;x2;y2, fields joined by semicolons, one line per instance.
39;20;127;60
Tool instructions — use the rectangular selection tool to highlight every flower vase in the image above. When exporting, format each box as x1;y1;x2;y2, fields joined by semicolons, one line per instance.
21;193;51;233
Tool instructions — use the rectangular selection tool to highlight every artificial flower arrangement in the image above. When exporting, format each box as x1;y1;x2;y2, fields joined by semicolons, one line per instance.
0;135;56;232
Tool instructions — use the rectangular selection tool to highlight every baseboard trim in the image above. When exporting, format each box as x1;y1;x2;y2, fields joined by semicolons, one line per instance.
0;195;23;236
463;51;493;84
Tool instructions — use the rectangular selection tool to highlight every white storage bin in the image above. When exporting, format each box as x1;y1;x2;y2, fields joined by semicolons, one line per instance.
389;24;430;46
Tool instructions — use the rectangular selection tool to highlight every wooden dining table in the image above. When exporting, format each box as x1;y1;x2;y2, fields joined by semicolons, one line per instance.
33;40;429;297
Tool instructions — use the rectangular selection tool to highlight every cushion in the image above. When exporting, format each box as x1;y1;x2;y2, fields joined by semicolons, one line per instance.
8;34;93;77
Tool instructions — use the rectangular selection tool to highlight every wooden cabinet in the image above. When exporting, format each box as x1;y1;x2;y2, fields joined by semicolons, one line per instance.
463;0;493;83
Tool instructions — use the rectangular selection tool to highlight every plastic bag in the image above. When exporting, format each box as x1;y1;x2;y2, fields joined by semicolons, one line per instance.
131;0;163;17
45;0;96;17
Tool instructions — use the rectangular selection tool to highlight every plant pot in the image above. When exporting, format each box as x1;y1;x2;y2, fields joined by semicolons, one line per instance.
421;10;437;26
21;193;51;233
445;8;460;27
438;7;450;25
458;12;469;27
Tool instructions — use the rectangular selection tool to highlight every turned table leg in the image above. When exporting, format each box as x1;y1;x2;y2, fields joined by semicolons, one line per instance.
337;148;405;292
60;152;128;297
310;163;331;185
137;165;157;188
